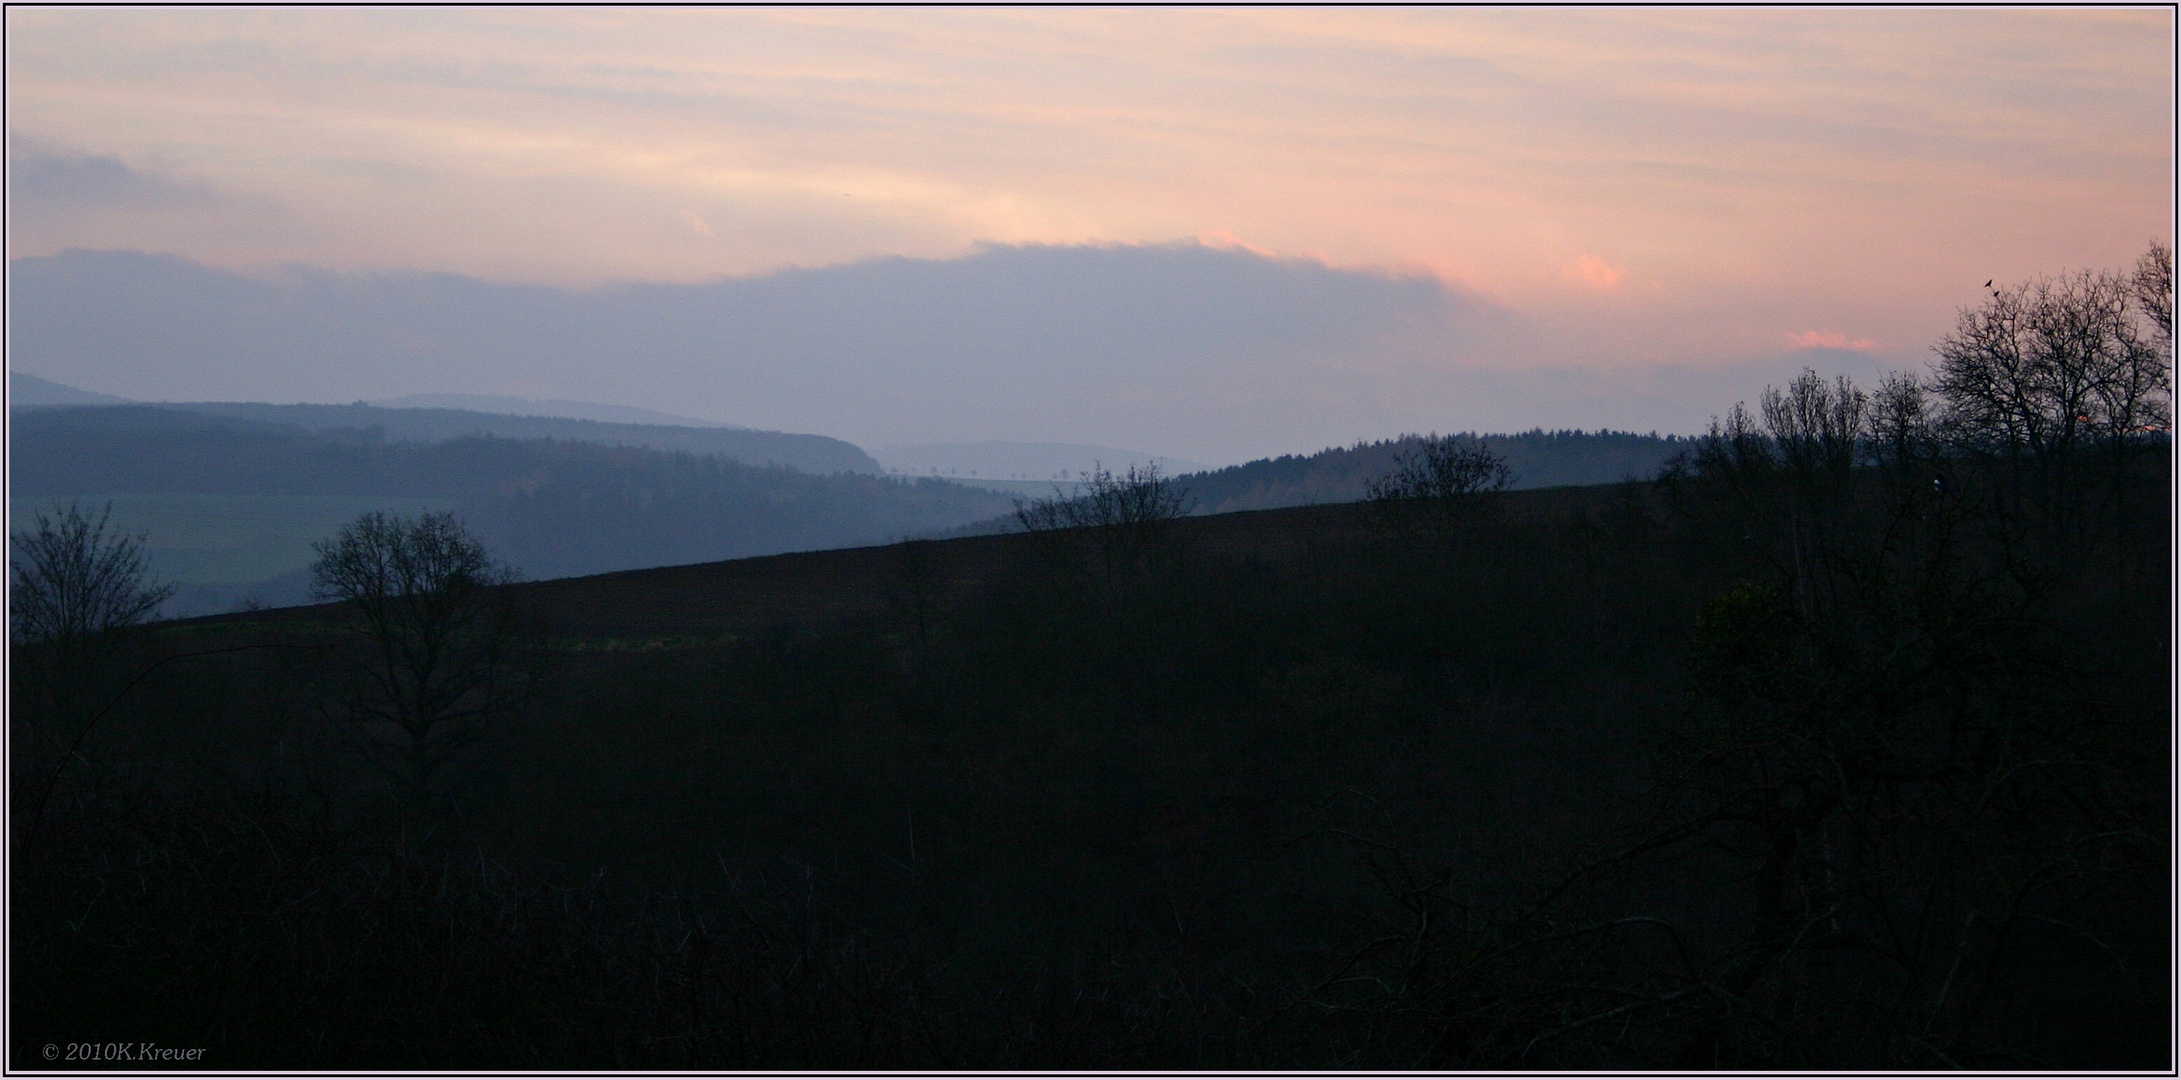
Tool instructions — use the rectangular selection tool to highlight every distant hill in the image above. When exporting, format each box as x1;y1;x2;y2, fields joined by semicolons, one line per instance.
10;372;133;406
1170;429;1691;514
371;393;743;429
9;245;1486;471
79;401;880;475
931;428;1692;537
873;441;1208;484
13;405;1012;616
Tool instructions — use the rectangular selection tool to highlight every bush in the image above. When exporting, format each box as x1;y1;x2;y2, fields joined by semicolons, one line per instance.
1364;435;1512;536
1012;462;1191;534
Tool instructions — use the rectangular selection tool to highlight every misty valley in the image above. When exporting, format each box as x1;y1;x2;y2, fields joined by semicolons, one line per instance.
8;393;1691;619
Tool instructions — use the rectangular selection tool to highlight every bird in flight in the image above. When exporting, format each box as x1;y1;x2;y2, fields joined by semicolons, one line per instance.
1985;280;1994;288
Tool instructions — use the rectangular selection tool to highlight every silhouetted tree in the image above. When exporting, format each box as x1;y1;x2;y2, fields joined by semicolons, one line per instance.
1863;370;1936;474
1669;371;1881;624
310;511;531;804
10;502;173;647
9;502;176;813
2131;239;2173;344
1010;463;1196;693
1014;462;1195;587
1932;258;2169;455
1365;435;1513;536
1761;370;1866;486
1014;461;1192;535
1930;248;2171;535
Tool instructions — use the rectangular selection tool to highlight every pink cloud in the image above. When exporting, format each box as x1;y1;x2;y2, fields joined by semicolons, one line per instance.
1786;329;1878;352
1562;254;1623;289
1197;229;1278;259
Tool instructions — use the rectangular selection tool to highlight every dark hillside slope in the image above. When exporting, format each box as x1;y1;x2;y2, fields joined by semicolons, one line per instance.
49;458;2169;1070
186;481;1641;640
200;497;1400;639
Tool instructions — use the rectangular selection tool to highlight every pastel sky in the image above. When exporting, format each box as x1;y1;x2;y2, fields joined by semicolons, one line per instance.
6;8;2172;458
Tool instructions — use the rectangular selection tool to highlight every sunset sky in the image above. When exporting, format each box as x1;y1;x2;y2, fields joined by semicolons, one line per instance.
7;7;2172;460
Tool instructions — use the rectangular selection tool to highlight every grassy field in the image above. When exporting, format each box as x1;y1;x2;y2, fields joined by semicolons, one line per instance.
9;493;457;584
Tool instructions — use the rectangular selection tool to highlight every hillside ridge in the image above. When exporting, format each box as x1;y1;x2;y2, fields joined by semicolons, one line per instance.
172;480;1644;638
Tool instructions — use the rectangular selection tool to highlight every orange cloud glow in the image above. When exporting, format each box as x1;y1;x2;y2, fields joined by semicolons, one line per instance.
1562;255;1624;289
1786;330;1879;352
1197;229;1278;259
4;7;2169;384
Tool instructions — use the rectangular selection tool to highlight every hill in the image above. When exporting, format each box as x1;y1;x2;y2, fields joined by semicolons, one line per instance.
7;245;1490;467
12;405;1011;615
370;393;742;429
927;429;1694;536
125;401;878;474
9;371;134;406
1171;429;1689;514
873;441;1208;485
205;495;1420;640
76;457;2162;1070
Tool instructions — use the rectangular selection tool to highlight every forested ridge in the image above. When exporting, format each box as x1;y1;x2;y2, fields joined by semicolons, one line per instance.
14;400;879;475
16;407;1696;606
1172;428;1689;514
12;406;1014;585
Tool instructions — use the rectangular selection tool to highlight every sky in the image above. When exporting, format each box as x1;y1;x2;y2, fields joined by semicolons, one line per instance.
7;8;2173;463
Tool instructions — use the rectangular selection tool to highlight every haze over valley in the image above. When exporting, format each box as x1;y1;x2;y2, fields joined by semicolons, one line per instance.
11;377;1689;616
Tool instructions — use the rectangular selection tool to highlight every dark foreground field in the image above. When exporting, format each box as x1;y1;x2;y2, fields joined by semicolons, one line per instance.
12;457;2168;1069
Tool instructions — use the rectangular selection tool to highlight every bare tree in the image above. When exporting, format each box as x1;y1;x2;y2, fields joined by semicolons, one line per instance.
1014;462;1192;535
1933;262;2170;458
10;502;173;647
1012;463;1197;647
1930;251;2172;535
1015;460;1192;567
1367;435;1514;504
2110;239;2175;434
310;511;531;801
1668;372;1874;619
1863;370;1934;472
10;503;177;789
1761;369;1866;484
1365;435;1513;538
1756;372;1866;616
2131;238;2172;343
